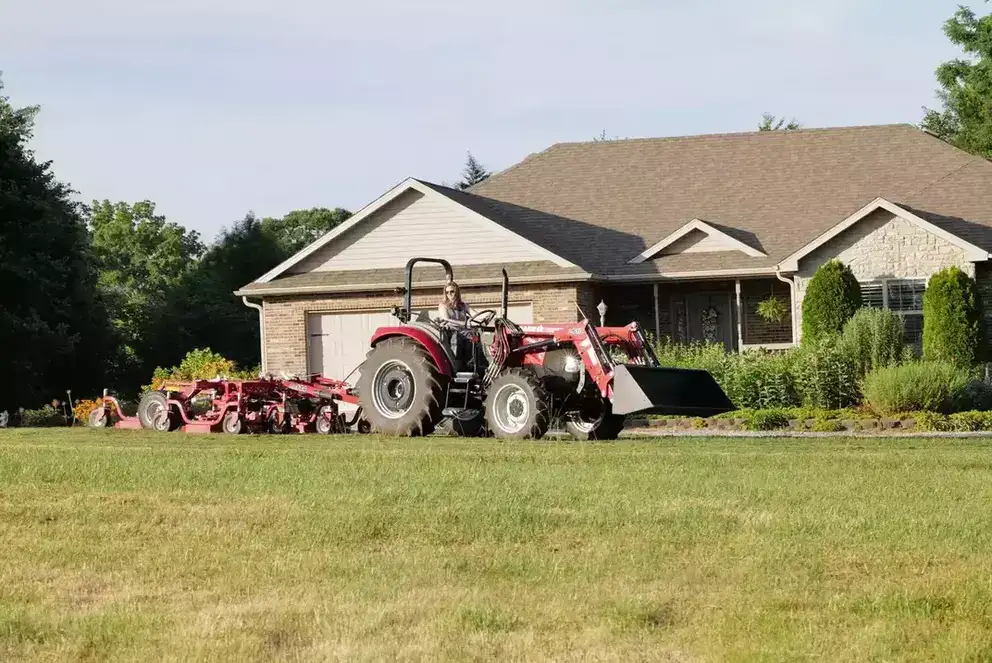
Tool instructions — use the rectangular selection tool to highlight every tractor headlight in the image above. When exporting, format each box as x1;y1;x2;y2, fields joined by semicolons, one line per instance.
563;353;582;373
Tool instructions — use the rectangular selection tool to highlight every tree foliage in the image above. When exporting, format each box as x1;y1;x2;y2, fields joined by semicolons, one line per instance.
921;2;992;159
161;213;290;371
457;152;490;190
88;199;204;384
261;206;351;255
0;75;111;410
758;113;802;131
922;266;983;365
801;260;862;344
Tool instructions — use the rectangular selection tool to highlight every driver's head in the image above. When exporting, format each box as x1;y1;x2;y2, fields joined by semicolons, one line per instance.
443;281;462;306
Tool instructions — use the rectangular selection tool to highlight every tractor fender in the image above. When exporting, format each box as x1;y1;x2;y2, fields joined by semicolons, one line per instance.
369;327;454;376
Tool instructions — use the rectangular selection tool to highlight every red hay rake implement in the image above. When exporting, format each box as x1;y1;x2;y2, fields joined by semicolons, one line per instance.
89;376;370;434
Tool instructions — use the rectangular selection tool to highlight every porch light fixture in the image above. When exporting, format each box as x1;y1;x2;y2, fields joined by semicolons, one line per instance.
596;300;608;326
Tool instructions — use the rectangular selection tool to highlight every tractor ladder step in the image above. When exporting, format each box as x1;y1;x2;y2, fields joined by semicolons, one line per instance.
442;407;481;418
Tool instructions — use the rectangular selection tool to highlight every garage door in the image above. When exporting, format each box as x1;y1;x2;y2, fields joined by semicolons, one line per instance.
306;302;533;383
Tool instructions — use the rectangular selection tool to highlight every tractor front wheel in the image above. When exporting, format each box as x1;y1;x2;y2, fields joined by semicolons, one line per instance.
564;398;625;440
357;338;444;436
484;369;550;440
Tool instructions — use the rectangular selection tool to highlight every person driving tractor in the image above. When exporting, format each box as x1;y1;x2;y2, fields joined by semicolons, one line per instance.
437;281;475;368
437;281;473;323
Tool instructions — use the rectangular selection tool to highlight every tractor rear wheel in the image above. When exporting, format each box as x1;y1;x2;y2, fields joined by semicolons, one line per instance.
564;398;625;440
484;369;550;440
358;338;444;436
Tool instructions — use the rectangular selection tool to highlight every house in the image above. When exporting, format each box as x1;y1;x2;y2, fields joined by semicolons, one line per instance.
235;124;992;381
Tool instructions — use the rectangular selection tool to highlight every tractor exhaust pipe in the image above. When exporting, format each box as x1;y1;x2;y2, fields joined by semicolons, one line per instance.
501;268;509;319
611;363;735;417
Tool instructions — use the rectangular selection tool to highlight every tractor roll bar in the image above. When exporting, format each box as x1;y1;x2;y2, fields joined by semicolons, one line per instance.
396;257;454;323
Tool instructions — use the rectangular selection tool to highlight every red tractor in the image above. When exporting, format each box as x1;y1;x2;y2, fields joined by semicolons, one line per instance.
356;258;734;440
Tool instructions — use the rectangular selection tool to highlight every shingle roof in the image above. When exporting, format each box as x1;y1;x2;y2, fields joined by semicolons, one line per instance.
236;261;587;295
465;123;992;275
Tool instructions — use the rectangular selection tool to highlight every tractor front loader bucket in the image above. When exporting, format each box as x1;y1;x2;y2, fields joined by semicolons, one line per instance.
611;364;735;417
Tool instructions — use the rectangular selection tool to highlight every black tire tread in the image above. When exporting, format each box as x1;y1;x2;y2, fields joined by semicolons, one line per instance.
565;411;625;441
357;337;445;437
483;368;550;440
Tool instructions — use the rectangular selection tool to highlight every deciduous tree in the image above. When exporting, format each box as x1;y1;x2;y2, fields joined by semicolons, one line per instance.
921;2;992;158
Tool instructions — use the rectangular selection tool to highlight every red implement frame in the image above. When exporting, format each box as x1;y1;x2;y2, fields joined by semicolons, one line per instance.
94;375;361;434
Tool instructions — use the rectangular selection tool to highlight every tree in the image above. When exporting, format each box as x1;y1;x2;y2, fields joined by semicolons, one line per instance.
923;266;983;365
261;206;351;255
801;260;862;344
758;113;802;131
87;199;204;386
457;152;490;190
157;213;290;372
0;75;111;410
921;2;992;159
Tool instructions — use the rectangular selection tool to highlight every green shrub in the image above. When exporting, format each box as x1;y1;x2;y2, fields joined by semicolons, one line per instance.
952;379;992;412
147;348;258;391
801;260;862;344
923;267;982;366
840;307;905;378
862;361;972;415
791;336;860;409
21;405;65;427
913;411;952;432
720;349;800;410
947;411;992;432
811;418;844;432
741;409;790;431
652;339;729;379
653;340;801;410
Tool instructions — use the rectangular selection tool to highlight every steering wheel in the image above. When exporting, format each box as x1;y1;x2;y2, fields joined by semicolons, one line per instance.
469;309;497;328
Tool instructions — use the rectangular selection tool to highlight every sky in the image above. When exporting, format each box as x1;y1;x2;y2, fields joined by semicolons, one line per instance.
0;0;973;241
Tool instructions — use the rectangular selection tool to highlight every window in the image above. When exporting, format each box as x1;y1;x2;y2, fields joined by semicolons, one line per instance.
858;279;926;345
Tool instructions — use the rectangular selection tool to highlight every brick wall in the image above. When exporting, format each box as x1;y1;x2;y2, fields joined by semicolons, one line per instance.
741;279;792;345
262;282;589;375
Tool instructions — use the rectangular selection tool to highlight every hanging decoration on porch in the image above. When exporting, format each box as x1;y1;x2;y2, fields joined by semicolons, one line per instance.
756;282;789;324
700;305;719;342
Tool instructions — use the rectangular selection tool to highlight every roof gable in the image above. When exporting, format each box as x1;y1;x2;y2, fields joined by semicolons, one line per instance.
778;197;990;272
254;178;576;284
630;218;766;264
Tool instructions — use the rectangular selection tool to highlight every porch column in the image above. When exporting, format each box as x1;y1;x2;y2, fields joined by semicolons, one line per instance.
653;283;661;339
735;279;743;351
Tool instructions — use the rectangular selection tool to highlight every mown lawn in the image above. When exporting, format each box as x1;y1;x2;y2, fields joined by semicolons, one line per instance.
2;429;992;661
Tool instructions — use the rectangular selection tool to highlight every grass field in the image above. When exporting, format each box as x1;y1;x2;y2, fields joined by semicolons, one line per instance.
2;430;992;662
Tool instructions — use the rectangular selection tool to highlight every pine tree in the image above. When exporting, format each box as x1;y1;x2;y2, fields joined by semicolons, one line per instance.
457;152;490;190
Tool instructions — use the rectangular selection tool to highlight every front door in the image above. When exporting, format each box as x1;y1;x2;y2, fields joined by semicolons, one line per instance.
685;293;734;350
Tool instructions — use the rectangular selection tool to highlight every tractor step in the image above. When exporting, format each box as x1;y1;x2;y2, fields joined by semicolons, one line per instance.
442;407;480;418
453;372;475;383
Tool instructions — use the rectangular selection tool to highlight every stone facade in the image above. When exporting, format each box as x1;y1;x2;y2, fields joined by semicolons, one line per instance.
262;281;594;376
793;209;973;340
